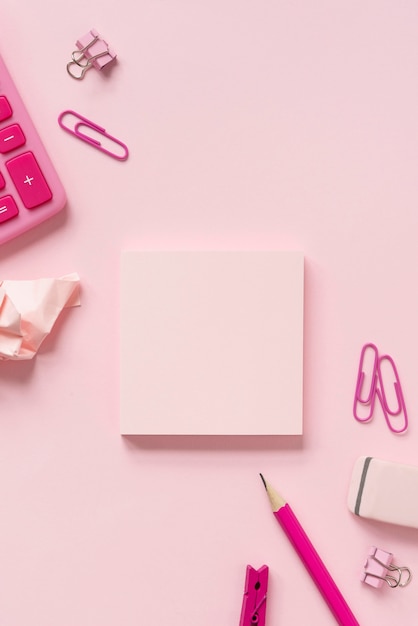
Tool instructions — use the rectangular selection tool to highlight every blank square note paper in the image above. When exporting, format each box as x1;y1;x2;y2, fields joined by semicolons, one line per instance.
120;251;304;435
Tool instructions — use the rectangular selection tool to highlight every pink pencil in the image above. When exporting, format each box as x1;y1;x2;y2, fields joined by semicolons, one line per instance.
260;475;359;626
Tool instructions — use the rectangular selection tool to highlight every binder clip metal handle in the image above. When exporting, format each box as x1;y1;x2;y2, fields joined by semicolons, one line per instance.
67;29;117;80
361;546;412;589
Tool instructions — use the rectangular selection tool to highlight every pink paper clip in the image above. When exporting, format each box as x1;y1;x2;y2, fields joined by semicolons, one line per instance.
67;29;117;80
353;343;379;423
239;565;269;626
361;546;412;589
376;354;408;434
353;343;408;433
58;110;129;161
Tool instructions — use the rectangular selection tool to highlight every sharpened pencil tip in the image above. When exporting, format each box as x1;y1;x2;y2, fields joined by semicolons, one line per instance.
260;475;286;511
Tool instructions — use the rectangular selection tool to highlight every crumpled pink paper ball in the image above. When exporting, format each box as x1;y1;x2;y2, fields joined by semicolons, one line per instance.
0;272;80;360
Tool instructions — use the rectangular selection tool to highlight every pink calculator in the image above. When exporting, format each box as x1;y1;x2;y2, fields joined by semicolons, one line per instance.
0;55;66;245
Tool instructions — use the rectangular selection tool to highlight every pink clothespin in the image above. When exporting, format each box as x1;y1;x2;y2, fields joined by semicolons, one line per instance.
239;565;269;626
361;546;412;589
67;29;117;80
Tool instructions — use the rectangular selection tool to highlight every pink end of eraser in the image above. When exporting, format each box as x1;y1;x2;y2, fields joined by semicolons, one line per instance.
347;456;418;529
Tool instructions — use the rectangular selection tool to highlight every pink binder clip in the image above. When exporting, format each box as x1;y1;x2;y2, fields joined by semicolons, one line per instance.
67;29;117;80
361;546;412;589
239;565;269;626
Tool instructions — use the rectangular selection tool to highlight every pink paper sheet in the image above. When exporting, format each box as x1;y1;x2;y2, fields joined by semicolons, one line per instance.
120;251;304;435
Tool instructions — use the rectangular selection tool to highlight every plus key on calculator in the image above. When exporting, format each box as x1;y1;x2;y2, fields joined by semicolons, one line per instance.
0;55;66;244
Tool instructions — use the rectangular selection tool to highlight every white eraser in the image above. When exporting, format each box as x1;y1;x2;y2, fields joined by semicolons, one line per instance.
348;456;418;529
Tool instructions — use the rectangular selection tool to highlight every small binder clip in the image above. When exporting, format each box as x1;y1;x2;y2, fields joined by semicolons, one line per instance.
353;343;408;433
239;565;268;626
361;546;412;589
67;29;117;80
58;110;129;161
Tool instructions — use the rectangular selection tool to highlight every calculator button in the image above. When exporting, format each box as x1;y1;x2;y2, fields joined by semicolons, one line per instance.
0;124;25;153
0;195;18;223
6;151;52;209
0;172;4;190
0;96;12;122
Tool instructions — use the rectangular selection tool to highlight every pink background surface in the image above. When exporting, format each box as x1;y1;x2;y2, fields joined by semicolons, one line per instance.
1;1;418;624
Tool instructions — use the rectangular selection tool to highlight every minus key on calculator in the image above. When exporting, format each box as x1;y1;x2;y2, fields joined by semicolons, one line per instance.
0;54;66;244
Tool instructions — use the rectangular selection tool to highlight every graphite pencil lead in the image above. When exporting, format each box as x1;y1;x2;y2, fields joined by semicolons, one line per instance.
261;476;286;511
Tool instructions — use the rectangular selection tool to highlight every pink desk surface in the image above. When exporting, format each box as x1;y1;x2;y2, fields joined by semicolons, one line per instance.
1;2;418;624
